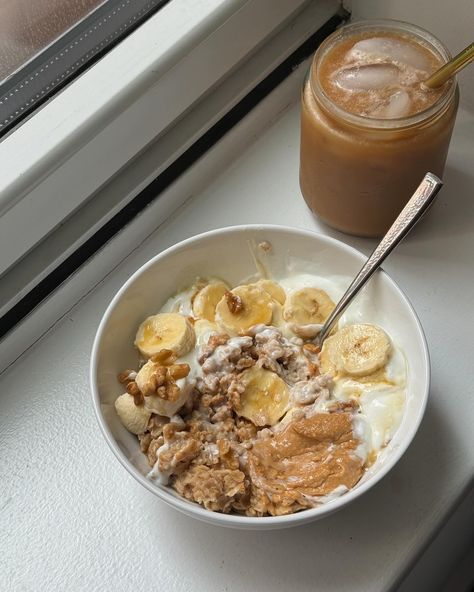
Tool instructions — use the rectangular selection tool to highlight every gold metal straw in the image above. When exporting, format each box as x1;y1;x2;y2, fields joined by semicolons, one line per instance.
424;41;474;89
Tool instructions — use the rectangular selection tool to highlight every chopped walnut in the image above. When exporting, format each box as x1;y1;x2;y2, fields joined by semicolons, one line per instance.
135;360;190;402
118;369;137;384
194;333;230;366
165;382;181;402
225;291;243;314
126;381;144;406
258;241;272;253
167;363;191;381
303;343;321;354
126;381;139;396
139;366;166;396
208;333;230;348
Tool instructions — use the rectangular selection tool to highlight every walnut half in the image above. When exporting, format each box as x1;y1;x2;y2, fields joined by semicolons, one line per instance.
225;291;243;314
125;381;144;406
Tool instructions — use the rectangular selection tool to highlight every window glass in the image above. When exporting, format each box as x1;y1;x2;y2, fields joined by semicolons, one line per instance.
0;0;107;82
0;0;169;137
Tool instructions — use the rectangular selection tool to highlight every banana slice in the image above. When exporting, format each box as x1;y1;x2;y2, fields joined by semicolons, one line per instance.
283;287;335;324
215;284;273;334
237;367;290;426
194;319;219;346
115;393;151;434
135;313;195;358
192;281;229;321
321;324;392;377
254;279;286;305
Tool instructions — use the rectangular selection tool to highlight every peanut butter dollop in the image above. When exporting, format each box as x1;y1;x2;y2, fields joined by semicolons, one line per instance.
248;412;364;507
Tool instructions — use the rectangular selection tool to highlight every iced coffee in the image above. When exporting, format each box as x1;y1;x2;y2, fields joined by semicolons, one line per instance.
300;21;459;237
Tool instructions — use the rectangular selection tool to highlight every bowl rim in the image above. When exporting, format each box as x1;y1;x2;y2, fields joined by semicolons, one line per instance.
90;224;430;527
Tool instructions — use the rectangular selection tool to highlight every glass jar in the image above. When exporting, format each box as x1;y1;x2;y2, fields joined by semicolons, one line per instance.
299;20;459;237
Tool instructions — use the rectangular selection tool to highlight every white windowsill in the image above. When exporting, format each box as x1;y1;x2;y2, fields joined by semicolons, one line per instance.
2;56;473;590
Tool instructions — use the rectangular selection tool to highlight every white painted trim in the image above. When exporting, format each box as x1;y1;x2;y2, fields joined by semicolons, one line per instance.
0;0;316;276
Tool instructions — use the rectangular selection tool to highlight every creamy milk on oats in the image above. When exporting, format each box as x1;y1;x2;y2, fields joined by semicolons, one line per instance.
114;267;406;516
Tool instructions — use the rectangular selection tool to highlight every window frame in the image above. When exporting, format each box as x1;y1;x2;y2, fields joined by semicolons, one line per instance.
0;0;319;277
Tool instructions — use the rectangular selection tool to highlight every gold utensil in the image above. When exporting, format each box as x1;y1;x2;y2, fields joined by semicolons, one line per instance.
424;41;474;89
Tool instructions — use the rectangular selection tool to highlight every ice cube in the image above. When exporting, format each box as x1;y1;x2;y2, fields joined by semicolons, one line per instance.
347;37;430;71
334;64;400;90
371;90;411;118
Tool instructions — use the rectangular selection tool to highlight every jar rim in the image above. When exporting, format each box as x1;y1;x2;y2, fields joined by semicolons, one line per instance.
310;19;456;130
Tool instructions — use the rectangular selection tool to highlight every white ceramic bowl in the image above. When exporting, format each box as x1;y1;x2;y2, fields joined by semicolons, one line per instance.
90;225;429;530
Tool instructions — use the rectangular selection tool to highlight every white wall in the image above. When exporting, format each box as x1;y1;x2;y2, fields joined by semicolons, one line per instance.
349;0;474;111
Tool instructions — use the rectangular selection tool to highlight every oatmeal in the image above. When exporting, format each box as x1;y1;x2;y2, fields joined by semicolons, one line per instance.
114;274;406;516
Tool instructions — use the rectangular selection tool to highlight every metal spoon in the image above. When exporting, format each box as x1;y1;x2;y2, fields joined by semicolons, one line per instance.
314;172;443;348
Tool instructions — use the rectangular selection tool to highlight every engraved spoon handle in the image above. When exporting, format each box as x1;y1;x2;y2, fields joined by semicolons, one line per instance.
314;173;443;348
